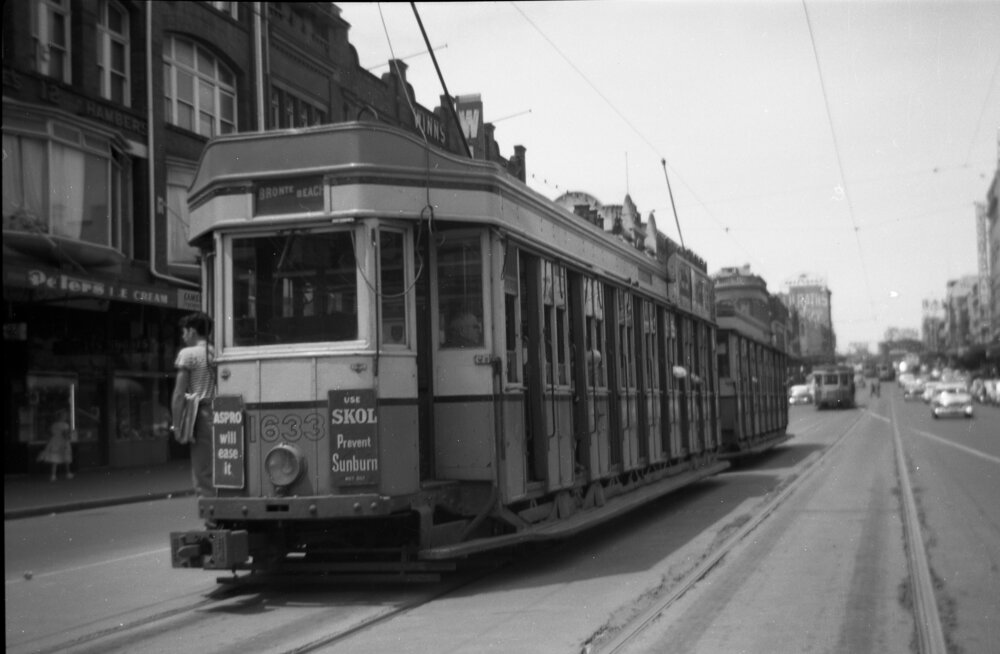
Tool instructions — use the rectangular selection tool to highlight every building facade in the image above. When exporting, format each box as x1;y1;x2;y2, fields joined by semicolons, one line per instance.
986;145;999;347
781;274;835;363
2;1;523;475
921;298;946;354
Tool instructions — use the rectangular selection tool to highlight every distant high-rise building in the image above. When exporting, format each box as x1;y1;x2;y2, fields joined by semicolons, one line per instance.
782;274;835;362
921;299;946;353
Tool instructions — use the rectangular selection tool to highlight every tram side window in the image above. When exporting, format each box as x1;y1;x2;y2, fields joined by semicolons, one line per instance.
503;243;522;384
716;335;730;379
617;291;636;390
378;229;407;346
438;235;484;348
542;261;569;386
231;231;357;346
643;302;659;392
584;278;606;388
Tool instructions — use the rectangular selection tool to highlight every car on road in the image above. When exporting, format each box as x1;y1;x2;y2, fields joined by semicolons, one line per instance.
931;383;974;419
922;381;942;403
788;384;813;405
903;377;926;401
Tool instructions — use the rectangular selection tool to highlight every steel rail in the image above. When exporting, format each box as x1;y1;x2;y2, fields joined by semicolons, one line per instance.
888;397;947;654
275;563;504;654
590;409;867;654
19;587;238;654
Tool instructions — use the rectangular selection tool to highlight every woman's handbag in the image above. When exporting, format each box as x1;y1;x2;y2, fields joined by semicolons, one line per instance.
175;394;200;445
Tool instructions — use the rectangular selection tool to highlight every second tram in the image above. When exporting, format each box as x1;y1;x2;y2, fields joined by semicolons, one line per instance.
715;317;791;458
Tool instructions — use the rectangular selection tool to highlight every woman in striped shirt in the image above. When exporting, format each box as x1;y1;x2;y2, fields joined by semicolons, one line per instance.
172;312;216;497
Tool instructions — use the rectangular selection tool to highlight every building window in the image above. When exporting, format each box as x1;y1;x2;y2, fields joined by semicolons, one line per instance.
270;85;327;129
3;122;130;252
33;0;71;83
205;1;238;19
97;0;130;106
163;37;236;137
166;162;199;265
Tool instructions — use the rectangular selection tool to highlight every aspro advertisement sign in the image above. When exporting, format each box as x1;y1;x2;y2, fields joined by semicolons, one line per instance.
328;389;379;486
212;396;245;489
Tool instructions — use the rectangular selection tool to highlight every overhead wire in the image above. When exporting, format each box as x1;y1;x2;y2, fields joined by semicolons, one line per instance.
963;48;1000;167
802;0;876;321
508;1;766;271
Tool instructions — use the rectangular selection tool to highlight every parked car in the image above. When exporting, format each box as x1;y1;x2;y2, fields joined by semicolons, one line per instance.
984;380;1000;405
788;384;813;405
931;383;974;419
922;381;942;403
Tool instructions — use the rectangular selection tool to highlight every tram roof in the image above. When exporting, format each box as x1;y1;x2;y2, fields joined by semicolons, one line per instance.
188;122;711;285
189;121;510;204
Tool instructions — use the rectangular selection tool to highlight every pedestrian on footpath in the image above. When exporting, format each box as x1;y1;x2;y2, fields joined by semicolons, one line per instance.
870;378;881;398
37;410;74;481
172;312;216;498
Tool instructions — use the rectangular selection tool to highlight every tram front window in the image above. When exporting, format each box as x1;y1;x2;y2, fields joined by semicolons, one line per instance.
231;231;358;346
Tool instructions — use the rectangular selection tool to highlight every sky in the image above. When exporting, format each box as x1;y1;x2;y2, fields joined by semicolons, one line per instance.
337;1;1000;353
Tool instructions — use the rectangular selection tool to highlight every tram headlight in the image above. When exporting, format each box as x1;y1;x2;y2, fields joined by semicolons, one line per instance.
265;443;304;488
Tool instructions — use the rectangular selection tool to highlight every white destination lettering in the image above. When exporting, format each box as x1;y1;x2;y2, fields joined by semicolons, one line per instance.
296;185;322;199
258;185;294;200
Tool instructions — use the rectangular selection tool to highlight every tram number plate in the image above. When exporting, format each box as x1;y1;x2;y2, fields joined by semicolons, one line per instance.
212;396;245;489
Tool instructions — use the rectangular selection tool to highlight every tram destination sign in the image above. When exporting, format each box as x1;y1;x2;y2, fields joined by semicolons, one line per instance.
212;395;245;489
328;389;379;486
254;175;324;216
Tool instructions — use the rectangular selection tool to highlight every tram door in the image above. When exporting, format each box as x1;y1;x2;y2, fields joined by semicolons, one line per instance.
415;229;434;481
679;316;693;456
522;254;546;483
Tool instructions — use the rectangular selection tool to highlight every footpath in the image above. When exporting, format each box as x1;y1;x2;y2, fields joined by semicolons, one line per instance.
4;460;193;520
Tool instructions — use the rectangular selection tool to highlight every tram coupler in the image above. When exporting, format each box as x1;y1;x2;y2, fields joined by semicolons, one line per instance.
170;530;249;570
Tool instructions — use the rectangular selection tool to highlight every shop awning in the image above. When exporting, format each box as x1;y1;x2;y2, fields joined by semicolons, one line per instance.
3;261;201;310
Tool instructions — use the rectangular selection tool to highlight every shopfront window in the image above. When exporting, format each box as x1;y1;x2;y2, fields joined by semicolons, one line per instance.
114;373;172;441
231;231;358;346
2;125;130;252
20;374;99;447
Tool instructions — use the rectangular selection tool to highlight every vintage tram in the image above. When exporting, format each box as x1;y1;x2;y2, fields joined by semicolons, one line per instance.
810;365;857;409
715;322;791;458
168;122;729;576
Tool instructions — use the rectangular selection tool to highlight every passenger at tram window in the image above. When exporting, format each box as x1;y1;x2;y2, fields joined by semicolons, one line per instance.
586;348;603;386
446;308;483;347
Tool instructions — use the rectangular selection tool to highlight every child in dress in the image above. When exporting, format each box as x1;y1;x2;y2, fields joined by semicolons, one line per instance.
37;410;74;481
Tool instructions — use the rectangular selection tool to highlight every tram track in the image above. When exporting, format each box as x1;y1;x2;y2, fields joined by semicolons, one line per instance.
32;557;510;654
590;398;951;654
587;409;870;654
888;397;947;654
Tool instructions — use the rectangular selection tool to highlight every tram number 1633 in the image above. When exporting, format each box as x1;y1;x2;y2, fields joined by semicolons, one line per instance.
250;410;326;443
